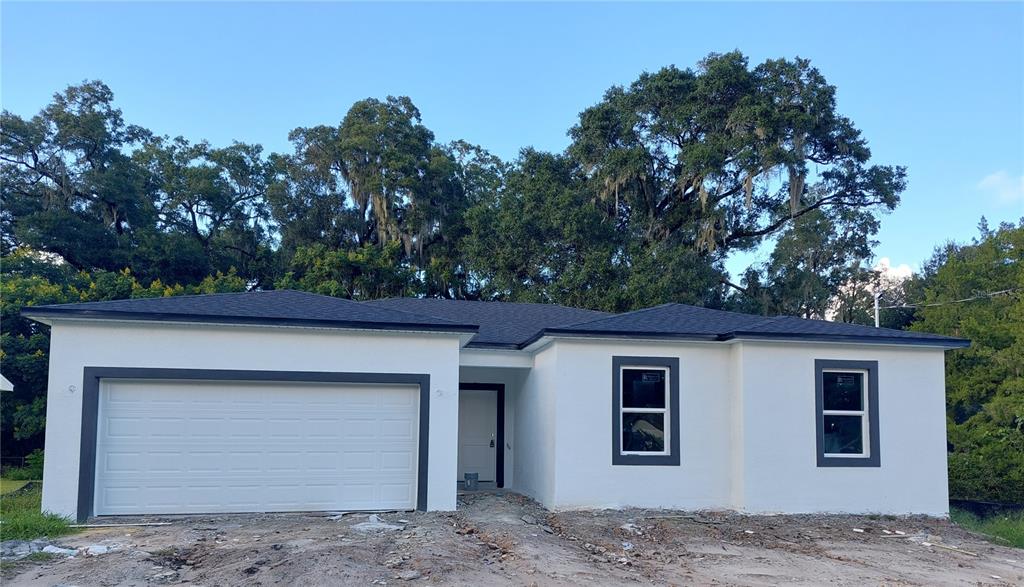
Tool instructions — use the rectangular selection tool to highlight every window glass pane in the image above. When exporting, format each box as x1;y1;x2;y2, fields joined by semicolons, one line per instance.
823;415;864;454
823;372;863;411
622;369;666;409
622;413;665;452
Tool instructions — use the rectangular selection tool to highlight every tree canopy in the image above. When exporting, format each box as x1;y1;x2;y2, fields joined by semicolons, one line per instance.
910;220;1023;502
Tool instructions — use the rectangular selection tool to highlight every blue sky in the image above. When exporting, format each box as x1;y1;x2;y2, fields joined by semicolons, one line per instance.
3;2;1022;277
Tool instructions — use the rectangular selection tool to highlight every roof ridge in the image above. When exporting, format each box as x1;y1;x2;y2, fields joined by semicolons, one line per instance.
357;301;465;325
557;302;676;329
367;297;609;313
737;315;789;332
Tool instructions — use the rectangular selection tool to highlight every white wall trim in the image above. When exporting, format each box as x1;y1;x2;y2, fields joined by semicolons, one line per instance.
459;348;533;368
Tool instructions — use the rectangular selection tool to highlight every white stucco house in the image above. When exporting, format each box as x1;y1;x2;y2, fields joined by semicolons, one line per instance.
23;290;968;522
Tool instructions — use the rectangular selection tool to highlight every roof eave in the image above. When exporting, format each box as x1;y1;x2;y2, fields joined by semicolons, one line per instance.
20;308;480;335
520;328;970;350
723;331;971;349
521;328;720;349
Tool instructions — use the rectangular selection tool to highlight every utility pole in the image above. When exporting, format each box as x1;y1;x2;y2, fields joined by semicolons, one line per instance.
874;291;880;328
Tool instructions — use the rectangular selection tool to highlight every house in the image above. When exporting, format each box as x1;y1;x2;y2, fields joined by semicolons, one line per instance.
23;290;968;522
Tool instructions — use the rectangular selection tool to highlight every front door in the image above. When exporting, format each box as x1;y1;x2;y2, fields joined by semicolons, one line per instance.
458;389;497;483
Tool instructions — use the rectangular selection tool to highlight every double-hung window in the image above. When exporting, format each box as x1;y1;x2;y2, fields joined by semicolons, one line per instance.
612;356;680;466
815;360;880;467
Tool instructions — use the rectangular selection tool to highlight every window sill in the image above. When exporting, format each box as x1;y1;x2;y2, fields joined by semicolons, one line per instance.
817;454;880;467
613;453;680;466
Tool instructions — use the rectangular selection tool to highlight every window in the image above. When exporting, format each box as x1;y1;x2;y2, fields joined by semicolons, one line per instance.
612;356;679;466
815;360;880;467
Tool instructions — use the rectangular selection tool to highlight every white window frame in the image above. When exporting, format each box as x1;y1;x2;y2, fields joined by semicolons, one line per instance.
618;365;670;456
821;368;870;459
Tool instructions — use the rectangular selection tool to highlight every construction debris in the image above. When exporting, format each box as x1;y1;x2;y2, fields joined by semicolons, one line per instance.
352;514;404;533
3;493;1022;585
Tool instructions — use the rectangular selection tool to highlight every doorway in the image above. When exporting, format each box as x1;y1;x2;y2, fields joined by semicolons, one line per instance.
457;383;504;488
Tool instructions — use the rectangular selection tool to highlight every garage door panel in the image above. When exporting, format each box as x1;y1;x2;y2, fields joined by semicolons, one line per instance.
94;379;419;515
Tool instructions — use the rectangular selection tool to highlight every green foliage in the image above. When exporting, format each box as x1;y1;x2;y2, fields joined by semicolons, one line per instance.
951;508;1024;548
731;206;881;318
0;483;74;540
277;242;417;300
3;450;44;481
911;221;1023;503
463;149;625;309
568;51;903;256
0;249;247;455
1;82;275;285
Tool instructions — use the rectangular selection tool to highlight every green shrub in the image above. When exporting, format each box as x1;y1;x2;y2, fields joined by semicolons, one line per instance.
3;450;44;481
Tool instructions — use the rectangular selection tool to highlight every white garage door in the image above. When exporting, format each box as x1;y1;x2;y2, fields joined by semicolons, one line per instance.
94;379;419;515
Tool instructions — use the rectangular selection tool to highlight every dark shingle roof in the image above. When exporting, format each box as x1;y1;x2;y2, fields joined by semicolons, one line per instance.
365;298;609;348
543;303;769;338
537;303;968;348
22;290;478;334
23;292;968;349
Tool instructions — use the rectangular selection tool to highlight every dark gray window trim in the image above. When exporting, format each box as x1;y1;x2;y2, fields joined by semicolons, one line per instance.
458;383;505;488
78;367;431;523
815;359;880;468
611;356;680;466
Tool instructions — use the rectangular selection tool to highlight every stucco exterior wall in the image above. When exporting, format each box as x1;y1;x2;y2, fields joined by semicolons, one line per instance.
41;320;462;519
511;345;559;505
547;339;736;510
535;338;949;515
734;341;949;515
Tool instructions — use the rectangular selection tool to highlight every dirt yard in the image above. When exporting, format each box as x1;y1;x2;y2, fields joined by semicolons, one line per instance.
3;492;1022;586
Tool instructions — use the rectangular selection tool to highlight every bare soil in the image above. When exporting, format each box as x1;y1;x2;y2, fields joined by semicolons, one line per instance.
4;492;1022;586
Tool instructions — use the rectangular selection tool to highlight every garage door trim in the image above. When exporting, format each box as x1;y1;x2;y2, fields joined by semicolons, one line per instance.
78;367;430;522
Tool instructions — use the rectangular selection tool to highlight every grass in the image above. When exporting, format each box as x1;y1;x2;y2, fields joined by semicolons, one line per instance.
951;507;1024;549
0;479;30;495
0;481;75;541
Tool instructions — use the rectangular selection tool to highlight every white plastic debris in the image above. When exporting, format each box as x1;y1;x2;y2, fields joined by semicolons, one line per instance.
852;528;865;533
352;514;404;533
41;545;77;556
85;544;111;555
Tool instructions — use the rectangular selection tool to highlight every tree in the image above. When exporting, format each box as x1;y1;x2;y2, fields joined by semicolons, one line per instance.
277;99;504;298
1;81;153;268
275;242;416;300
135;137;276;285
730;204;881;319
2;81;276;287
0;247;247;457
568;52;904;311
463;149;626;309
910;220;1023;502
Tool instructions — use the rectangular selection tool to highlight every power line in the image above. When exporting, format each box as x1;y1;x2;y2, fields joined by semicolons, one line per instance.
879;288;1021;310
